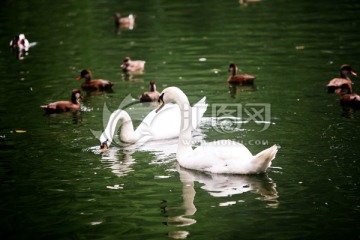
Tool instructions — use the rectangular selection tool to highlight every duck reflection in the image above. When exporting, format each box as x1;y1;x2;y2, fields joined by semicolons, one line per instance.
340;93;360;118
121;72;146;82
239;0;262;7
43;110;83;125
341;105;359;119
229;83;256;98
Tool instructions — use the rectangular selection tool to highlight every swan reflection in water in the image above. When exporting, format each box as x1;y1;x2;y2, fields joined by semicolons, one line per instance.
164;165;279;239
100;147;136;177
93;130;205;177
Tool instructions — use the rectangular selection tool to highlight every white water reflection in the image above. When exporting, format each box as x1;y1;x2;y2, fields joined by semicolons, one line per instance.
164;166;197;239
177;165;279;207
100;147;136;177
165;165;279;239
89;129;206;177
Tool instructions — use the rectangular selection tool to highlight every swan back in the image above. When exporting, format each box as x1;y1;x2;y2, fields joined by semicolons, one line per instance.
182;143;279;174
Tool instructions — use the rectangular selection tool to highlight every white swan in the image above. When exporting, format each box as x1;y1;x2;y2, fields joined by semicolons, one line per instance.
99;97;207;150
156;87;280;174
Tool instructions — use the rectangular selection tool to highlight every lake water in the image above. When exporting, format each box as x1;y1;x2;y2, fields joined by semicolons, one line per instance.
1;0;359;239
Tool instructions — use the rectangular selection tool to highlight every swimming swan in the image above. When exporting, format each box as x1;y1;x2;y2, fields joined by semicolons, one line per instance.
156;87;279;174
100;96;207;150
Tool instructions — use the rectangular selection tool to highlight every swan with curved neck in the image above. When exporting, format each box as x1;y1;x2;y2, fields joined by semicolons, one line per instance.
100;96;207;150
156;87;279;174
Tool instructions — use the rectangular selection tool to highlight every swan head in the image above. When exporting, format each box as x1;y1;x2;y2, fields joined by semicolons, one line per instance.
156;87;189;113
100;139;108;152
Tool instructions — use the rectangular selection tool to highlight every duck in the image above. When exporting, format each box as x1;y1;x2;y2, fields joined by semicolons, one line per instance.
76;69;114;91
40;89;83;114
99;96;208;151
113;12;135;29
140;80;160;102
10;34;30;51
156;87;279;175
327;64;357;94
120;57;145;74
227;63;255;85
340;91;360;109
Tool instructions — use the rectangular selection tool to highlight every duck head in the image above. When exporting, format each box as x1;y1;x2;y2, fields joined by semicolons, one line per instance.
150;80;156;92
228;63;238;76
71;89;83;103
120;57;131;69
76;69;92;81
340;64;357;79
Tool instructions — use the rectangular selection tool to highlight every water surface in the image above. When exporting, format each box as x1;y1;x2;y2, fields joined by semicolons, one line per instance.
0;0;359;239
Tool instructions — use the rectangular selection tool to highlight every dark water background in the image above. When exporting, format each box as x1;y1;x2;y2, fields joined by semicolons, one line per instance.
0;0;359;239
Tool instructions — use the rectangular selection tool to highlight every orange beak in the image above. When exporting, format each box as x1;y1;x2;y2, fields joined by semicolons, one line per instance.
76;76;82;81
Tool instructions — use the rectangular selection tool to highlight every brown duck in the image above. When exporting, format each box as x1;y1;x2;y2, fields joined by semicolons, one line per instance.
227;63;255;85
113;13;135;29
40;89;83;114
140;80;160;102
76;69;114;91
327;64;357;94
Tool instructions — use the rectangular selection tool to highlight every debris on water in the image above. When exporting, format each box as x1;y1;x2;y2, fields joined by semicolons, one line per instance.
15;130;26;133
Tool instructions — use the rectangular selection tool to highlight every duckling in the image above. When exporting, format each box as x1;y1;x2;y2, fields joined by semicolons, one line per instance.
113;12;135;29
140;80;160;102
120;57;145;74
76;69;114;91
40;89;83;114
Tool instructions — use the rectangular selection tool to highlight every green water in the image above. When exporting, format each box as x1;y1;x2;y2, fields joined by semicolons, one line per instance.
1;0;359;239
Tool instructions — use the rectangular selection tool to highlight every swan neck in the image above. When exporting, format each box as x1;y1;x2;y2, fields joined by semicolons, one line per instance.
174;91;193;160
101;110;137;147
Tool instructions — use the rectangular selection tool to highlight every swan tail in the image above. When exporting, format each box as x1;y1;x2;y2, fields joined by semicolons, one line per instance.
252;144;280;173
192;97;208;129
194;96;206;106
